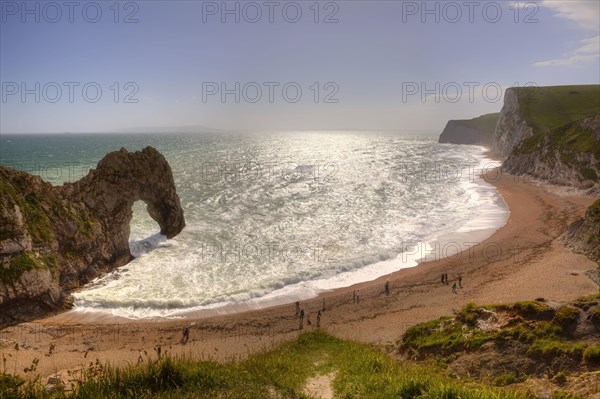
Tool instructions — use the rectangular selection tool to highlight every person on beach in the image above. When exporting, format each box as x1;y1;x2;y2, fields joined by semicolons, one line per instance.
458;275;463;288
299;308;305;330
317;310;322;328
353;290;357;303
181;327;190;345
452;282;457;294
385;280;390;296
295;300;300;316
356;289;360;304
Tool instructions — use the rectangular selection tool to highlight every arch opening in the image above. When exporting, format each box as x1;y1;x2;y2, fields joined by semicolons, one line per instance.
129;200;166;258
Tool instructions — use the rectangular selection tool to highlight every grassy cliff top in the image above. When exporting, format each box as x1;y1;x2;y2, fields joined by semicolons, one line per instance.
515;85;600;133
514;85;600;157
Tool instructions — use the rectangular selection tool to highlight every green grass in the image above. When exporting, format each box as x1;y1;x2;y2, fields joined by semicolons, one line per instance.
401;301;594;373
552;391;581;399
527;339;586;360
0;253;48;284
493;372;527;387
516;85;600;133
513;85;600;185
583;344;600;365
576;292;600;302
2;331;530;399
552;306;580;330
0;176;53;245
496;301;553;319
513;85;600;174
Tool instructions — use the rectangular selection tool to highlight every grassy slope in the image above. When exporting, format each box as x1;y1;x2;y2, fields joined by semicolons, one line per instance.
400;297;600;396
4;331;530;399
514;85;600;157
400;300;597;358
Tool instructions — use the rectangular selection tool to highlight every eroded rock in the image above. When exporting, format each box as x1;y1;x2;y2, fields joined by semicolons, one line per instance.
0;147;185;325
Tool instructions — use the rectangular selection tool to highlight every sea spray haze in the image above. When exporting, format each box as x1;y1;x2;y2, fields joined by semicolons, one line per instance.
0;131;507;318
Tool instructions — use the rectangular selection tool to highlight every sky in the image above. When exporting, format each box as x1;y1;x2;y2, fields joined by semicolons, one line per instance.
0;0;599;134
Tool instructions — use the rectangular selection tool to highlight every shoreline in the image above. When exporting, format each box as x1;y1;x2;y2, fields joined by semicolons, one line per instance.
1;168;598;379
68;147;508;321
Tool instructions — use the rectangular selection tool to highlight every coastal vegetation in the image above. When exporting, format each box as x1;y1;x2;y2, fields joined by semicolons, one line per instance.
3;330;532;399
3;297;599;398
511;85;600;182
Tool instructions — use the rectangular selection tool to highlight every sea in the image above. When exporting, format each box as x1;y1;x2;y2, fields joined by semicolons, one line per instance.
0;131;508;319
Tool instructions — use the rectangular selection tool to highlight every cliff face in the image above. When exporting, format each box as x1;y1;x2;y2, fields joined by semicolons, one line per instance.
502;115;600;190
493;86;600;191
0;147;185;325
438;113;499;145
492;88;534;157
562;199;600;265
491;85;600;266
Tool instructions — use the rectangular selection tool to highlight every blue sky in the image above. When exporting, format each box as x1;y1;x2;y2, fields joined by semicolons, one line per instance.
1;0;599;133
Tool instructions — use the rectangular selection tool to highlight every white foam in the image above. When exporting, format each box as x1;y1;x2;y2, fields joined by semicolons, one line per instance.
75;136;508;318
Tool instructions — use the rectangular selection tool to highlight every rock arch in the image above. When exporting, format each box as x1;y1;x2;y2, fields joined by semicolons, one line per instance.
0;146;185;325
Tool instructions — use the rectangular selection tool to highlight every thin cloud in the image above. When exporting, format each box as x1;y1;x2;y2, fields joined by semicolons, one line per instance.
541;0;600;31
533;35;600;67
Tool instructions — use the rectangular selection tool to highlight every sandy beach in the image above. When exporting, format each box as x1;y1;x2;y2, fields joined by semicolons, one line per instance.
0;170;597;381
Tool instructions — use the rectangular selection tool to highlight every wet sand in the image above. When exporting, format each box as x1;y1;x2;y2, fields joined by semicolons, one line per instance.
0;171;597;381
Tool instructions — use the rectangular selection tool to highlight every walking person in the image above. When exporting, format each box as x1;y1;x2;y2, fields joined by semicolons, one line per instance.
295;300;300;316
452;282;457;294
356;289;360;304
299;308;305;330
384;280;390;296
181;327;190;345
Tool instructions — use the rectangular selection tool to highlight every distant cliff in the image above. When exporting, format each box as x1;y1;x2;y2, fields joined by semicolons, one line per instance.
0;147;185;325
493;85;600;191
438;113;499;145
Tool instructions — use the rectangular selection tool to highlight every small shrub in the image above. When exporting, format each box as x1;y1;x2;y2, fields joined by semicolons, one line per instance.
457;302;479;326
552;306;580;335
504;301;553;319
493;372;525;386
528;339;586;360
583;344;600;365
553;371;567;386
552;390;580;399
0;373;25;399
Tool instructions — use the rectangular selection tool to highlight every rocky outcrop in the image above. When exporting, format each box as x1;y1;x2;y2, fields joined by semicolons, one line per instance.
562;199;600;265
0;147;185;326
502;115;600;190
438;113;499;145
